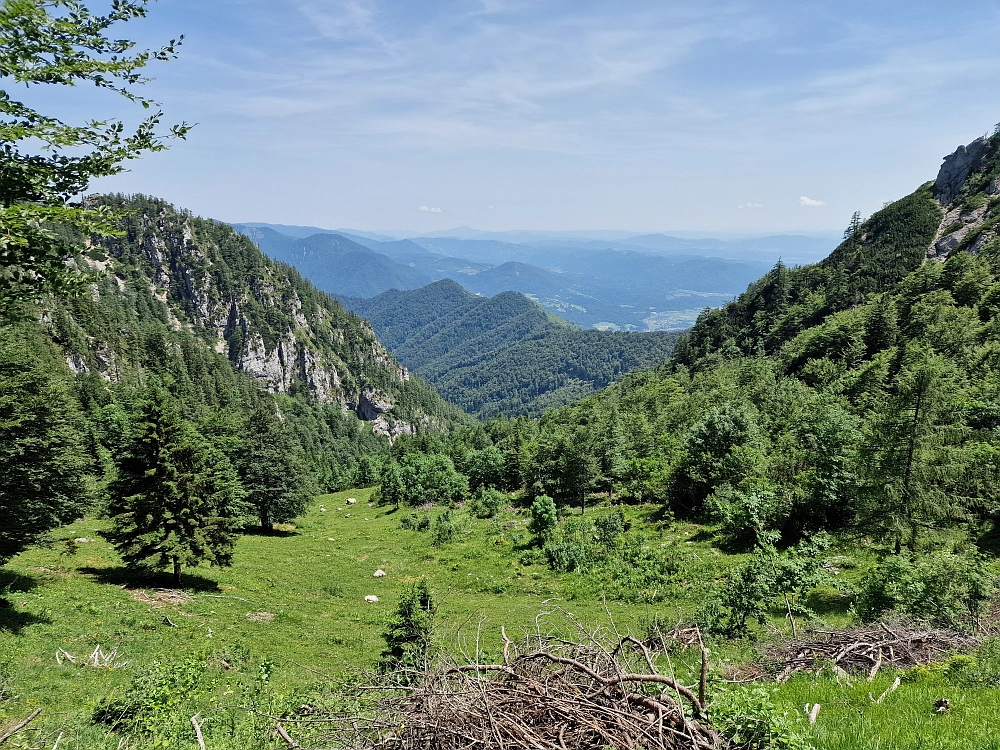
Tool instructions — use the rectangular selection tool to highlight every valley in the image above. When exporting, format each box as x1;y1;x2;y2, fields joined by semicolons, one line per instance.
4;4;1000;748
234;222;821;331
5;131;1000;748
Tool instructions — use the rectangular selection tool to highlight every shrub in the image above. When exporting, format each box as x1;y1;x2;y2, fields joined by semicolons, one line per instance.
706;482;783;548
855;550;996;627
710;684;813;750
432;510;458;546
401;514;431;532
528;495;557;542
600;535;682;603
593;509;626;549
543;541;591;572
470;487;509;519
93;658;207;738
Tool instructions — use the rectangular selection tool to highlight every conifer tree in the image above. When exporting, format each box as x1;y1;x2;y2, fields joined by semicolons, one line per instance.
376;462;406;509
860;347;958;551
378;580;436;680
233;402;315;533
106;389;243;585
0;329;90;565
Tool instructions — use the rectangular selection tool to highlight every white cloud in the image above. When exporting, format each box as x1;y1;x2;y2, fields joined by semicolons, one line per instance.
419;206;442;213
739;202;763;209
799;196;826;207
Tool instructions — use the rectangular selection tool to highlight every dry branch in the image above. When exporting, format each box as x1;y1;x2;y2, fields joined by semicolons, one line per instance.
733;620;978;681
283;632;728;750
0;708;42;745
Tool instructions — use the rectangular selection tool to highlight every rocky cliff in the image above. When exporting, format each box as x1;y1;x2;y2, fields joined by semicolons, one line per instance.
928;133;1000;260
55;195;457;437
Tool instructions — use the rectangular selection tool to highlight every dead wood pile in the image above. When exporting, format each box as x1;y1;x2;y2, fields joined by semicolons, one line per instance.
282;628;728;750
736;621;979;682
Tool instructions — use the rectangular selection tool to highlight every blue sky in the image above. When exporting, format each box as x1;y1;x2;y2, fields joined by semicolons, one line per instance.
70;0;1000;234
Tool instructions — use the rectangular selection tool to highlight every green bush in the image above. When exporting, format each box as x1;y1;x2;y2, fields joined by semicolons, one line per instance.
710;684;813;750
400;514;431;531
599;534;682;603
593;509;626;549
432;510;458;546
470;486;509;519
706;482;783;548
543;540;591;572
528;494;557;542
92;657;207;739
855;550;996;627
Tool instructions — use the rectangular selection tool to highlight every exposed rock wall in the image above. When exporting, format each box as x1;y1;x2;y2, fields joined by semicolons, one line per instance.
73;198;424;437
928;136;1000;261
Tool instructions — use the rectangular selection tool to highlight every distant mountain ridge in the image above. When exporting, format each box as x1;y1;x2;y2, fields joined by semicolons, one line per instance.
341;279;680;417
234;223;779;330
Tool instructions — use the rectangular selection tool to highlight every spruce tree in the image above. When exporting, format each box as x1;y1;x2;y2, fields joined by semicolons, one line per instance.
0;329;90;565
106;389;243;585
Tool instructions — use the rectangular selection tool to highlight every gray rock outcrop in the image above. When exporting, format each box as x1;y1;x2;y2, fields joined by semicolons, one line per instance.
934;137;991;205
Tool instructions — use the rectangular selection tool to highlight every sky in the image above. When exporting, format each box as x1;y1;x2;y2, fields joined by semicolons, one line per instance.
41;0;1000;234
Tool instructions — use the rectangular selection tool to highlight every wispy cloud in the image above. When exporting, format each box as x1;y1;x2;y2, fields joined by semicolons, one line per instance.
97;0;1000;232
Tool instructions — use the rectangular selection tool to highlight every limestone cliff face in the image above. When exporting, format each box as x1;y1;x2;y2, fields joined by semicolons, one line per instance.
928;135;1000;260
69;196;433;436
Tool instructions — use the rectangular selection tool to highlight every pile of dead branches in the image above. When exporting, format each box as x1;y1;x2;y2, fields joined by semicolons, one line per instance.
282;628;728;750
737;620;979;682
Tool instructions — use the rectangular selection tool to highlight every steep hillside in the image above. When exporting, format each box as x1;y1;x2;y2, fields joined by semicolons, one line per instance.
524;132;1000;545
342;279;679;416
38;196;464;457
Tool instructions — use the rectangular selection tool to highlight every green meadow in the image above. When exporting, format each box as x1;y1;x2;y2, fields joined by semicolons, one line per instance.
2;491;1000;749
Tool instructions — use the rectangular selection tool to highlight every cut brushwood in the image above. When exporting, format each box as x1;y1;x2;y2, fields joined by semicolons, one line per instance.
281;627;727;749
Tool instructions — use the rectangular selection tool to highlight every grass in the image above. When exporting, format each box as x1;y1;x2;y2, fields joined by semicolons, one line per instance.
1;490;999;748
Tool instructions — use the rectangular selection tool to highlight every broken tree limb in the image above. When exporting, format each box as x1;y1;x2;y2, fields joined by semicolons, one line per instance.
0;708;42;745
191;713;206;750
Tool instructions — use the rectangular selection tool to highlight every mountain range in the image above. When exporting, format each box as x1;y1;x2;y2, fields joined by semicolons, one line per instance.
232;224;803;330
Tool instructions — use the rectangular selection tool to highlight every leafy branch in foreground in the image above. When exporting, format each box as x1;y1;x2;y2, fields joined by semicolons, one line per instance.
0;0;191;316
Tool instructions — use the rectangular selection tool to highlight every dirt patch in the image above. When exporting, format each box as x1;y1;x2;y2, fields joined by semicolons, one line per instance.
127;588;193;607
246;611;276;623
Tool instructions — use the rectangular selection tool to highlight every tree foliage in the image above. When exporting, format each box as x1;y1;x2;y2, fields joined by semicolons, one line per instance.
0;0;190;314
105;389;243;585
0;326;90;564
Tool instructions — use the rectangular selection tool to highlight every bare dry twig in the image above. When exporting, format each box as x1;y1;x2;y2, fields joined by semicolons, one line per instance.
280;630;727;750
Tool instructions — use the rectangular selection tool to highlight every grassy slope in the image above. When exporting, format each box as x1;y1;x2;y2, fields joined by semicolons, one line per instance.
1;491;998;748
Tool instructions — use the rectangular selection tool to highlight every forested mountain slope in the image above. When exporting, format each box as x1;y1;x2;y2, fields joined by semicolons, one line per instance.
342;279;680;417
13;195;465;488
515;132;1000;547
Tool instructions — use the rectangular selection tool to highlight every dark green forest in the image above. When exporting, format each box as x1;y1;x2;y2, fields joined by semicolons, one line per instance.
342;279;680;417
